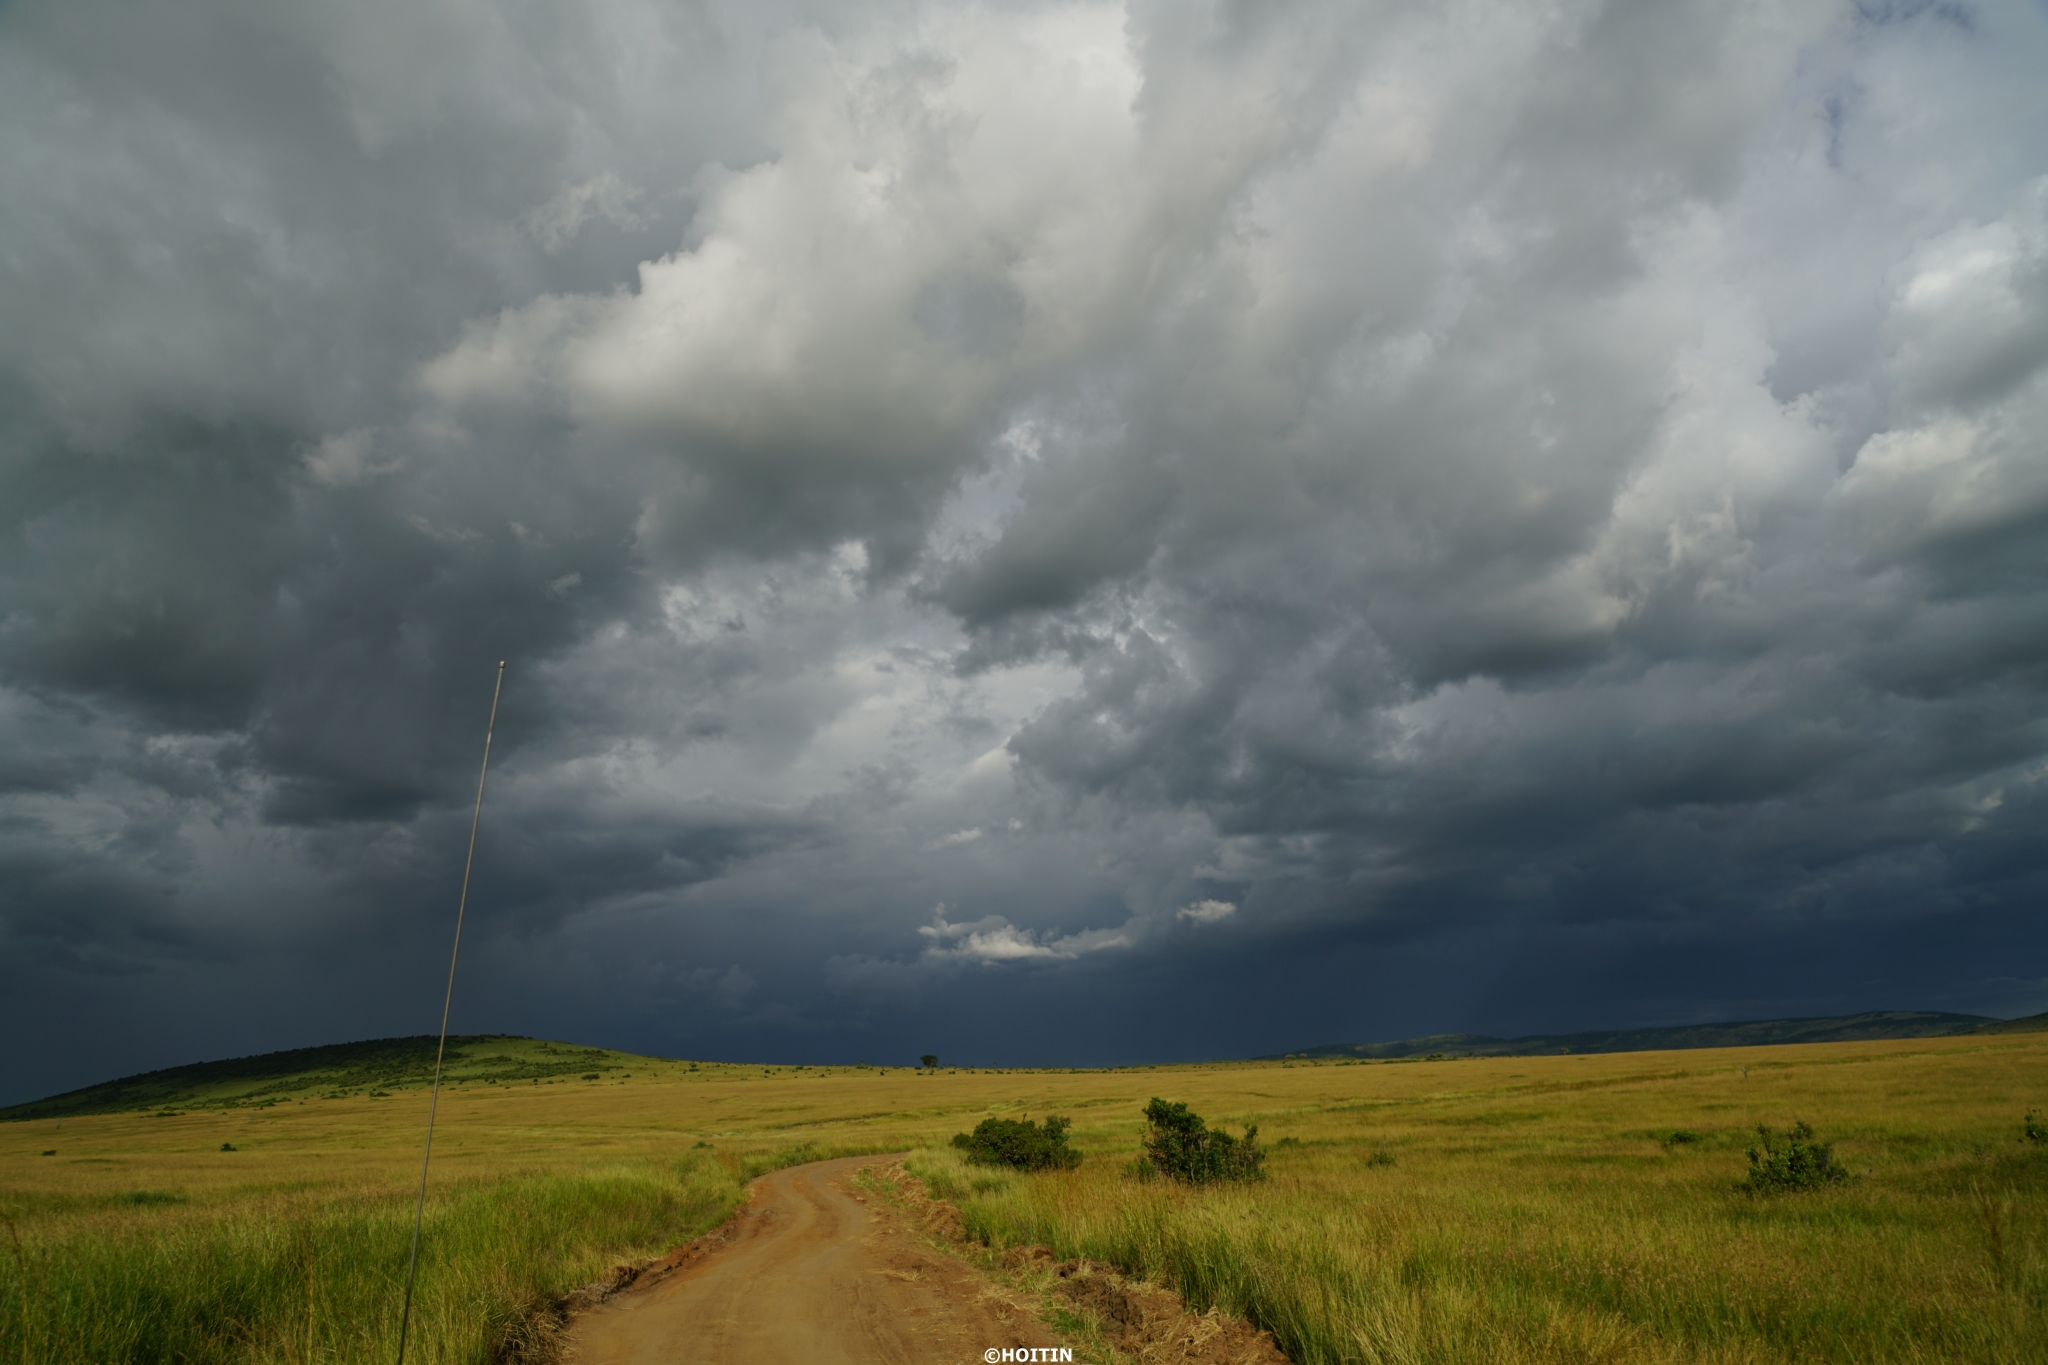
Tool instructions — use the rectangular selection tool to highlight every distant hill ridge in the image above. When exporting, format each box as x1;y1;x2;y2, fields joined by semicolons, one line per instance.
0;1034;673;1122
1257;1009;2048;1061
11;1007;2046;1121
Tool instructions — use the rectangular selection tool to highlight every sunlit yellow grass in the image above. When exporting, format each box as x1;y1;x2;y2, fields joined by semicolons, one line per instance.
4;1037;2045;1363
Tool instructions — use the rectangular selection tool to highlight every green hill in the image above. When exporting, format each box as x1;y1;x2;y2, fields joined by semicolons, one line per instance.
1969;1010;2048;1035
0;1035;683;1122
15;1008;2039;1121
1258;1010;2007;1061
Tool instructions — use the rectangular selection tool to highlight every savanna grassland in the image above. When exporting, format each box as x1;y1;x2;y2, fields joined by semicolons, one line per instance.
3;1032;2045;1364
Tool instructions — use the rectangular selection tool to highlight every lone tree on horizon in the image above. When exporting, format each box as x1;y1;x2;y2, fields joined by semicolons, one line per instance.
920;1054;938;1069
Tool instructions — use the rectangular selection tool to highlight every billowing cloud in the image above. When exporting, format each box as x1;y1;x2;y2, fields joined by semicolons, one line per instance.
4;0;2047;1101
919;904;1137;963
1179;900;1236;925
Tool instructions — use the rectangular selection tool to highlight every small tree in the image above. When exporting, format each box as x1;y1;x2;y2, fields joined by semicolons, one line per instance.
920;1054;939;1069
1744;1121;1850;1193
952;1115;1081;1170
2024;1109;2047;1145
1139;1098;1265;1184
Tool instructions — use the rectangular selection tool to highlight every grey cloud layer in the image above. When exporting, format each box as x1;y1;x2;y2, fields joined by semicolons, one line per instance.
4;0;2046;1100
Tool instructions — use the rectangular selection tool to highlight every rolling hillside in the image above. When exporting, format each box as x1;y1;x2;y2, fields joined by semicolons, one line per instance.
11;1007;2043;1121
1255;1009;2033;1061
0;1034;687;1121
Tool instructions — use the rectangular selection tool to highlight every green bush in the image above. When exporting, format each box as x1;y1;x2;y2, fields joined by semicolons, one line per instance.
1138;1098;1265;1184
2024;1109;2047;1145
1744;1121;1850;1193
951;1115;1082;1171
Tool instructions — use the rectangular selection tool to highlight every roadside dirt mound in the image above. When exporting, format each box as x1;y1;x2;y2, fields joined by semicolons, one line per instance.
568;1199;770;1309
501;1201;774;1362
1010;1248;1291;1365
872;1165;1290;1365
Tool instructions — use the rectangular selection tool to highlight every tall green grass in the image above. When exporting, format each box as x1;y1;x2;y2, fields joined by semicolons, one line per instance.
2;1155;740;1365
9;1034;2045;1364
908;1139;2048;1365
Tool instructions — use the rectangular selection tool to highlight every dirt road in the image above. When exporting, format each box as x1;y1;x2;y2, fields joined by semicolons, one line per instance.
563;1156;1070;1365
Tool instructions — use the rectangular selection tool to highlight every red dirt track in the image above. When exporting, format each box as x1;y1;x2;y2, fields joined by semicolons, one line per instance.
564;1156;1071;1364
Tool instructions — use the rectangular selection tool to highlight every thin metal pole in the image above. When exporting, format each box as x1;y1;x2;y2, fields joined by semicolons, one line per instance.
396;660;506;1365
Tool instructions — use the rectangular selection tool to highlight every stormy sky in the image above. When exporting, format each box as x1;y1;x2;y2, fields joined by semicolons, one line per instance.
4;0;2047;1103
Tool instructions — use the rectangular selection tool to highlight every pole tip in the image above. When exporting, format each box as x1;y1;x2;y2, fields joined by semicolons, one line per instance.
498;659;507;667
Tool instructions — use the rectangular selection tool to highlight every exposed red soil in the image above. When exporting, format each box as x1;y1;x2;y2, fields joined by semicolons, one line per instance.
558;1156;1065;1364
544;1156;1290;1365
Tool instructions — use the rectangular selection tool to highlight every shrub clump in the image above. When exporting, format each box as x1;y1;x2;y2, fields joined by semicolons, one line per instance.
2025;1109;2047;1145
1744;1121;1850;1193
1139;1098;1265;1184
951;1114;1082;1171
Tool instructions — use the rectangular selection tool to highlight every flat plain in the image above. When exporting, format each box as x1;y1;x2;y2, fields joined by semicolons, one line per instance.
3;1032;2044;1363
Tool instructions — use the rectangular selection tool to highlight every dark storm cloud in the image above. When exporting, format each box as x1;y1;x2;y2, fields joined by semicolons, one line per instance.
5;0;2048;1104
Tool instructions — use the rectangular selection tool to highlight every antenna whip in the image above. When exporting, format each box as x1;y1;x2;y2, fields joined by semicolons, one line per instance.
396;660;506;1365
